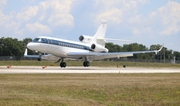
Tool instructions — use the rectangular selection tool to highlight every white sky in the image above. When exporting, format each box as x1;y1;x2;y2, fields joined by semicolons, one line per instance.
0;0;180;51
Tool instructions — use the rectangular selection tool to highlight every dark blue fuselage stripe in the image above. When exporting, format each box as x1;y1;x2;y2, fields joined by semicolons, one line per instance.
33;39;90;51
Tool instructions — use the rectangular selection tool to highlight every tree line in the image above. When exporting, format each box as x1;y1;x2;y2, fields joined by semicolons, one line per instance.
106;42;180;61
0;37;180;61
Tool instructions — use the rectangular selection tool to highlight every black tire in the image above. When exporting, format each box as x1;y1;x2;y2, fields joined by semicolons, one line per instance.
38;58;41;61
60;62;66;68
83;61;90;67
86;61;90;67
83;62;86;67
63;62;66;68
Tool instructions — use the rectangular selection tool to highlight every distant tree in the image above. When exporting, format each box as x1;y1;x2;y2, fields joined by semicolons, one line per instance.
123;43;148;51
150;44;162;50
165;49;173;60
23;38;32;47
105;42;122;52
0;37;24;56
0;37;4;56
122;43;151;59
174;51;180;60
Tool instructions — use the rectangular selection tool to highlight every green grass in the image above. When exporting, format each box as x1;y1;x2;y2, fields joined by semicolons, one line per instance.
0;60;180;68
0;74;180;106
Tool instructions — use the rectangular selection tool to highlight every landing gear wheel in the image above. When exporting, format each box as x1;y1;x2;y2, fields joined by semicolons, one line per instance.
83;61;90;67
60;62;66;68
38;58;41;61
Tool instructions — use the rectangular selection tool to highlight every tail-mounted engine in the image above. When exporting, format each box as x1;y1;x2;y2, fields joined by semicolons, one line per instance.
79;35;108;52
79;35;93;43
90;43;108;52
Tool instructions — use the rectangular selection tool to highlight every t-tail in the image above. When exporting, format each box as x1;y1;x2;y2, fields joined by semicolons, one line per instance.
78;20;130;53
79;20;107;47
93;20;107;46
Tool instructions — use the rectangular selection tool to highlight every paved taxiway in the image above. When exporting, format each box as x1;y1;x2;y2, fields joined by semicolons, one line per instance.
0;66;180;74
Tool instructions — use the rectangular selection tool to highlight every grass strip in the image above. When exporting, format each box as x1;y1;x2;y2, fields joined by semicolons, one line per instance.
0;74;180;106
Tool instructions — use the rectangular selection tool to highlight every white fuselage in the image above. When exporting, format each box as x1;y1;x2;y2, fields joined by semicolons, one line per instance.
27;36;93;58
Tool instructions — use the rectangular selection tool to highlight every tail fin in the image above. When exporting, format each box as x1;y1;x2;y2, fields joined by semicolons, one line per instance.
94;20;107;39
93;20;107;46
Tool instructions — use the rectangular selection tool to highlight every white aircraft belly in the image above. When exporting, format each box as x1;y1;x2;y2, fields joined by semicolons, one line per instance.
46;44;89;57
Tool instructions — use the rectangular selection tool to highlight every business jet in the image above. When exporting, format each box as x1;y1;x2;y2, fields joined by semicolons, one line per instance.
24;20;163;68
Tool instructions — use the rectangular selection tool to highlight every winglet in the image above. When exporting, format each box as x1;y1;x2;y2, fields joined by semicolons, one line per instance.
104;38;131;42
157;44;164;52
154;44;164;54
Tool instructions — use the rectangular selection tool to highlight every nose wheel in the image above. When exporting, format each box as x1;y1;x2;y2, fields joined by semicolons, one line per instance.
38;52;42;61
83;61;90;67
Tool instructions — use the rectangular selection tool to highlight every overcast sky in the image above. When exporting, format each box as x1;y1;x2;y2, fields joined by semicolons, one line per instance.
0;0;180;51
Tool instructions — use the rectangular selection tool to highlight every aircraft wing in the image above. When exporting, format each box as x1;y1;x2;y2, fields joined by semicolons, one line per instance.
68;52;133;60
68;45;163;60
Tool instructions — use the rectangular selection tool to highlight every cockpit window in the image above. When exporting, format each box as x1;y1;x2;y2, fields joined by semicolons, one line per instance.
32;38;48;43
33;38;40;42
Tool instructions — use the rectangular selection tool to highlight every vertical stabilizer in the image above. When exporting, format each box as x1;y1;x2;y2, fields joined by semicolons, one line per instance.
93;20;107;46
94;20;107;39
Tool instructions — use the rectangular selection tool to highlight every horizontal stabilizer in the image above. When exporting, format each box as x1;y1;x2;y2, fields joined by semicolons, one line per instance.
24;49;39;58
104;38;131;42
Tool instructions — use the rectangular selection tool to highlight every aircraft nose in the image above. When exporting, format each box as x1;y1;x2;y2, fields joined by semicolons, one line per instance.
27;42;39;50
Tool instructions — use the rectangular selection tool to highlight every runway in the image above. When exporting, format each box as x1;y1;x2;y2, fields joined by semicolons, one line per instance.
0;66;180;74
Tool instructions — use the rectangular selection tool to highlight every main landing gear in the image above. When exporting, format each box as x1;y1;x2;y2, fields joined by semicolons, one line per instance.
83;61;90;67
83;57;90;67
38;58;41;61
59;57;90;68
60;60;90;67
60;58;66;68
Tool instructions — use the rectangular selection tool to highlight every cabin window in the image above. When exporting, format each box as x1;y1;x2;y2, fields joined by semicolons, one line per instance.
51;40;58;45
48;39;51;44
41;38;48;43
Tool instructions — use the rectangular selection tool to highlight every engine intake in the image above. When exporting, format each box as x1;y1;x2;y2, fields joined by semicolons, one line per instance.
91;44;96;49
90;43;108;52
79;35;93;43
79;35;84;41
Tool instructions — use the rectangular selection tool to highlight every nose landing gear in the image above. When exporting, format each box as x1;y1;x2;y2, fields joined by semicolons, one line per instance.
37;52;42;61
